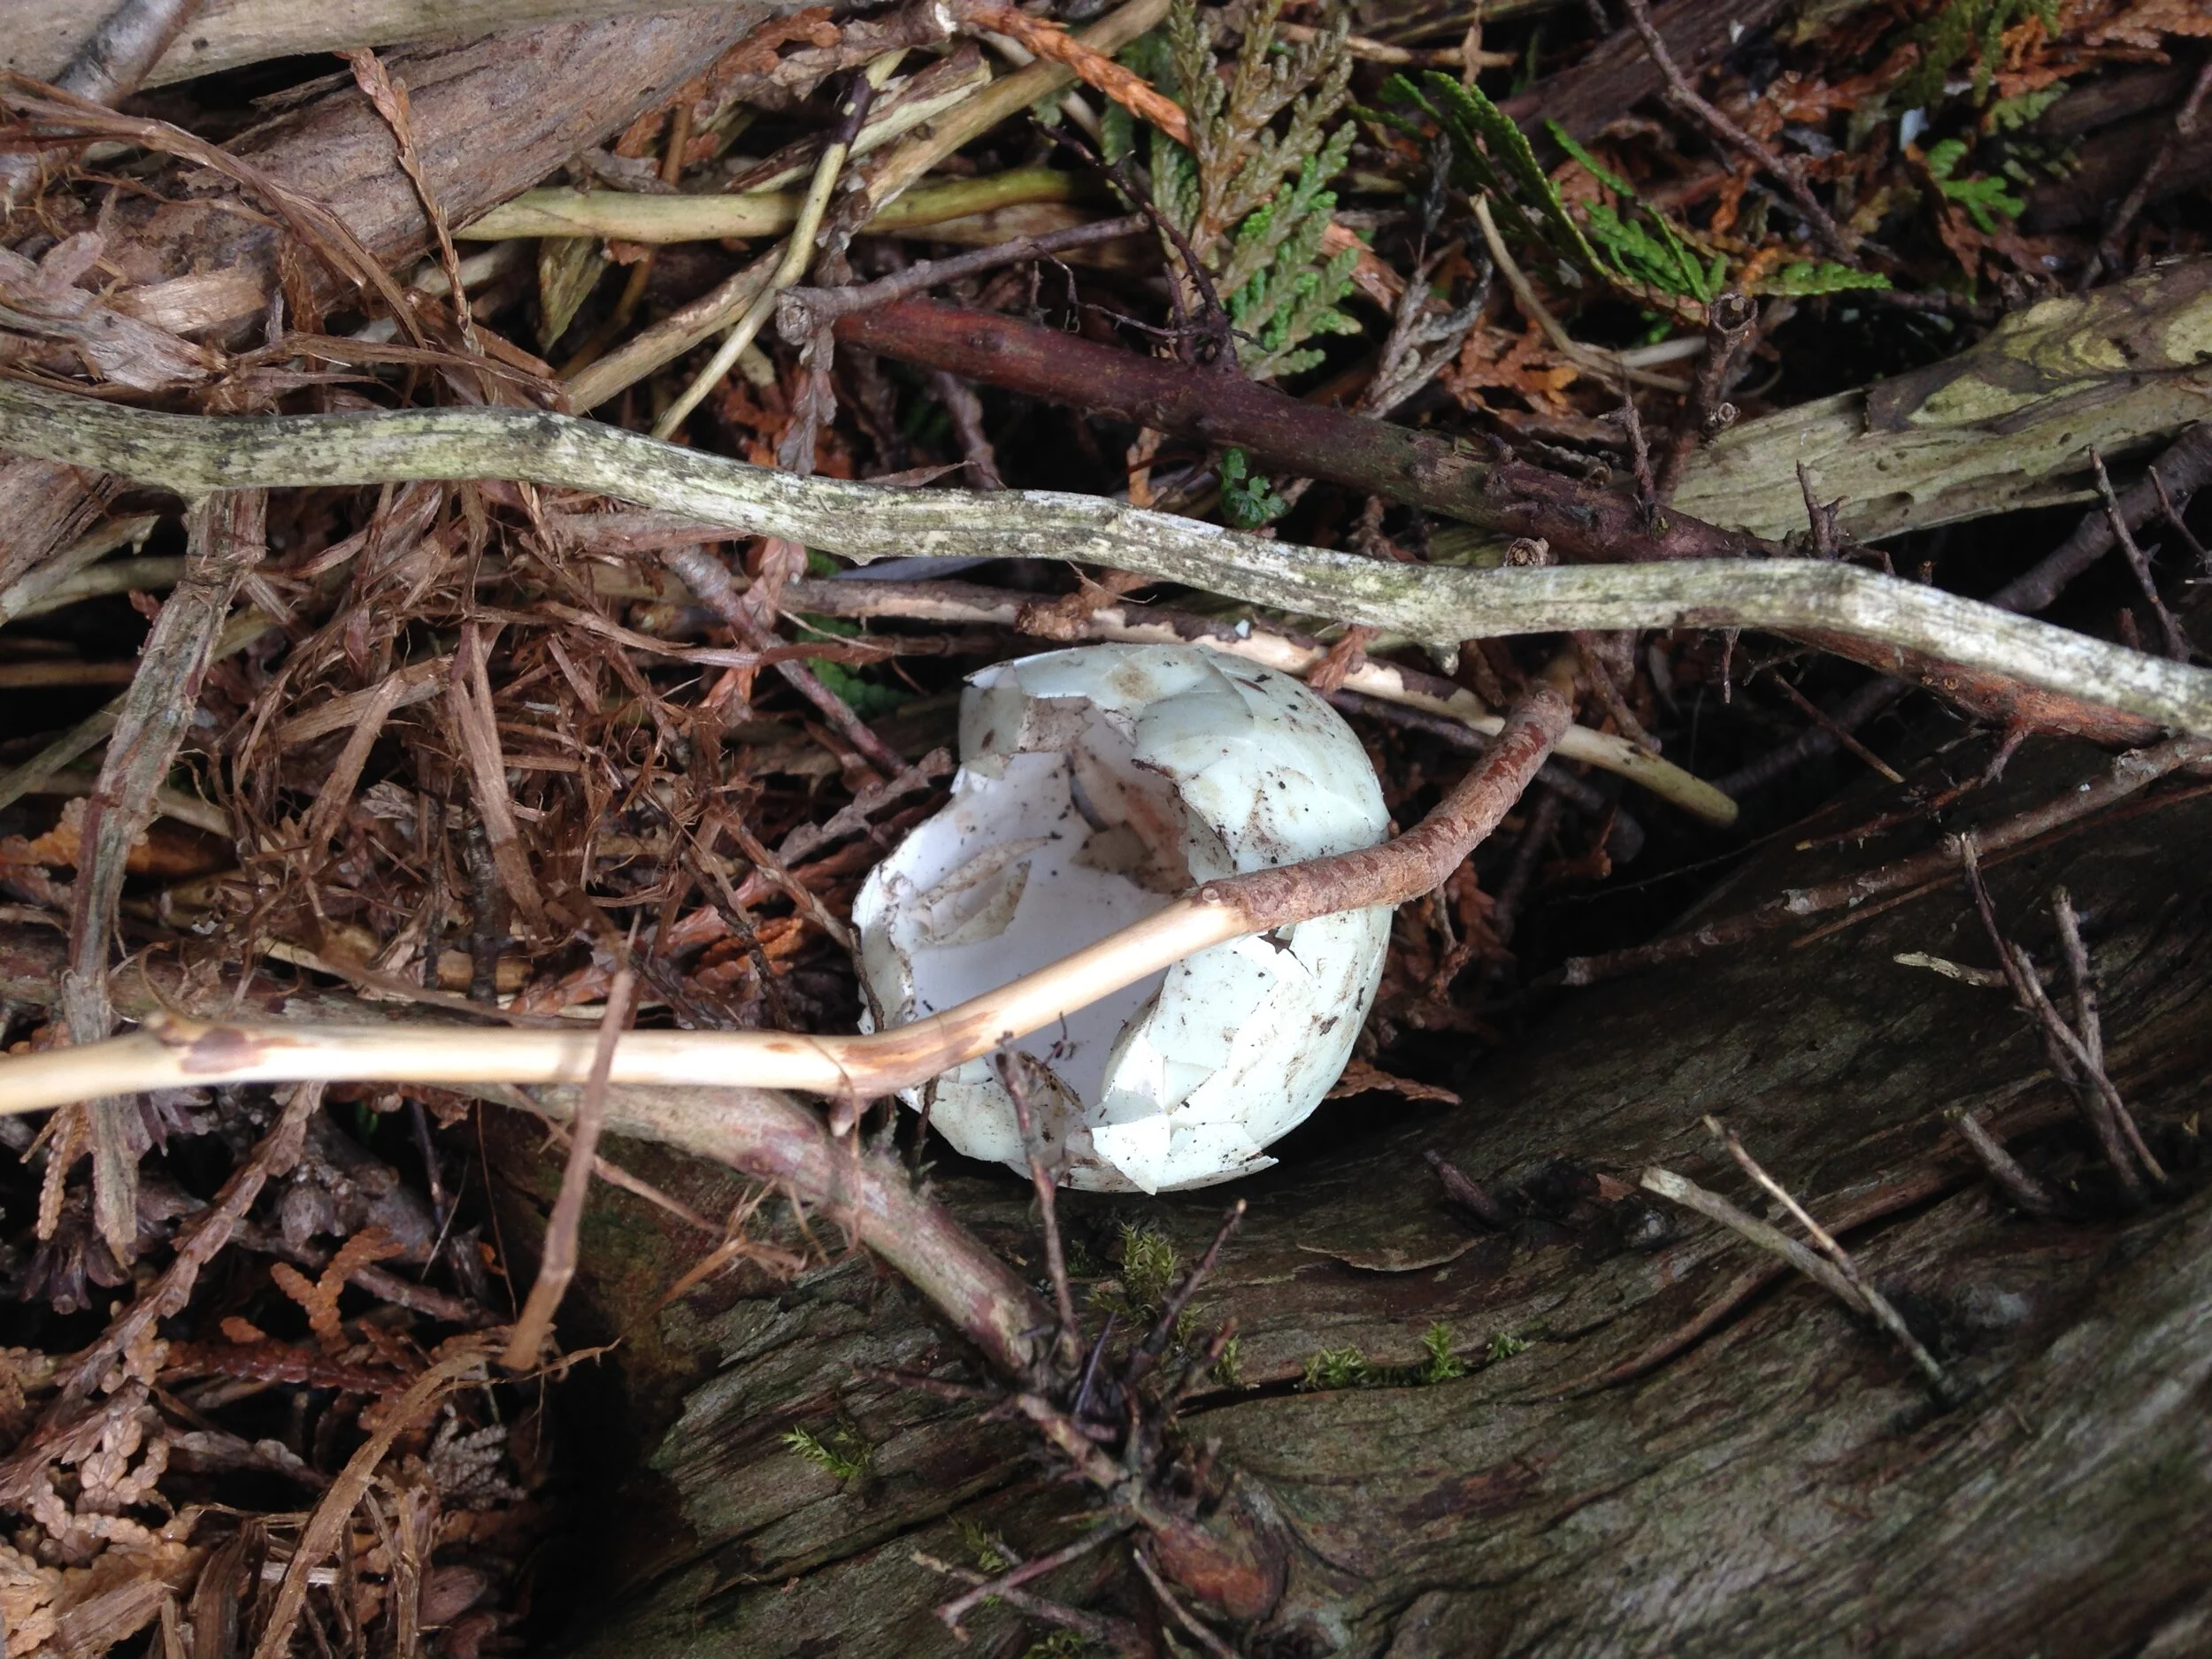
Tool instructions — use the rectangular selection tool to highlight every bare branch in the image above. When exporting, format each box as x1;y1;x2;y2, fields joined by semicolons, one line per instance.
0;692;1569;1123
0;381;2206;740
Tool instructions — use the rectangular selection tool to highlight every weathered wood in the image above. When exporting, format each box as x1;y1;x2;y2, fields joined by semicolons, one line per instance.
4;0;777;88
1670;257;2212;542
503;733;2212;1655
71;9;804;315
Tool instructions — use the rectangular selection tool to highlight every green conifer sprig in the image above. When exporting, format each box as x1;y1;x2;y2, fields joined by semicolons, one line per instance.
1118;0;1363;380
1392;73;1886;312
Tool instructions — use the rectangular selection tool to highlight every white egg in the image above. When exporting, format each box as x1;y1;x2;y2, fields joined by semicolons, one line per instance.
852;643;1392;1193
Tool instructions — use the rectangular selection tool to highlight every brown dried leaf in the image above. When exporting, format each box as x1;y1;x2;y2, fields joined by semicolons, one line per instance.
1326;1060;1461;1106
1441;323;1581;412
2085;0;2212;48
0;1541;60;1656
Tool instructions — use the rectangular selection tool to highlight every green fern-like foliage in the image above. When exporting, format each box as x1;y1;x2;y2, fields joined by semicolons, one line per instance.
1925;136;2025;232
1761;259;1895;296
1398;74;1717;316
1404;74;1603;276
1116;0;1363;379
1899;0;2062;111
1219;447;1289;527
1395;81;1886;309
1548;124;1728;303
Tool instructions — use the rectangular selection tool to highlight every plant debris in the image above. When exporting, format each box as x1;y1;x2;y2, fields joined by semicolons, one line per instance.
0;0;2207;1650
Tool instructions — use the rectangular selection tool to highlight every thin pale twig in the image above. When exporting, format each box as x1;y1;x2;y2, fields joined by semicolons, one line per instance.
930;1516;1134;1634
1703;1115;1954;1400
915;1548;1144;1651
2007;942;2166;1190
2050;887;2103;1074
2148;466;2209;573
1763;671;1905;785
1640;1166;1868;1312
1957;841;2153;1205
1471;197;1690;392
2093;449;2191;661
996;1051;1082;1373
1133;1544;1238;1659
503;944;640;1369
1948;1109;2060;1219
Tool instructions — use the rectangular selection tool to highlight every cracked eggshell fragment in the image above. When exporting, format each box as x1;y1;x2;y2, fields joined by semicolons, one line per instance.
852;643;1391;1193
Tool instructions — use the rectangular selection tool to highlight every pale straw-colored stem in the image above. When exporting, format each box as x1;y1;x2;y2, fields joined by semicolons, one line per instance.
650;50;907;440
0;901;1240;1116
0;692;1570;1117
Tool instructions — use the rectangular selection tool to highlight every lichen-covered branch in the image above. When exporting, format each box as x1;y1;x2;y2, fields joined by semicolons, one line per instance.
0;379;2206;738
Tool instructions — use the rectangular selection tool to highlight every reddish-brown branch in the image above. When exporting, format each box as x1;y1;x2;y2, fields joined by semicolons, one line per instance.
834;301;1770;560
836;298;1492;526
1202;686;1572;929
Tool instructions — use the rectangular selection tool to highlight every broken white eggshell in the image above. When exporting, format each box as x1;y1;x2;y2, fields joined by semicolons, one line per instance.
852;643;1391;1193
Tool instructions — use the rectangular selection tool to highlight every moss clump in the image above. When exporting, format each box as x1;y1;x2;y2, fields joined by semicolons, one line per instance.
1302;1324;1485;1390
1106;1221;1180;1316
1302;1345;1372;1390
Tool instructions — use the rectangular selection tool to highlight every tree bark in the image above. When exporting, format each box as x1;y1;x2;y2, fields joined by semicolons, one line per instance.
456;730;2212;1656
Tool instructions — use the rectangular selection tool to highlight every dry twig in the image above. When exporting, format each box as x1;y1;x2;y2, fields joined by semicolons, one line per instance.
503;949;639;1369
1958;849;2164;1207
1705;1115;1954;1399
0;692;1571;1121
1617;0;1857;262
1;384;2204;740
1948;1109;2061;1219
